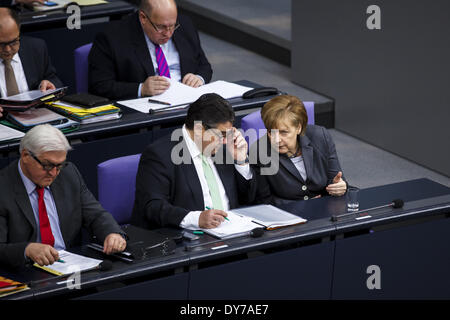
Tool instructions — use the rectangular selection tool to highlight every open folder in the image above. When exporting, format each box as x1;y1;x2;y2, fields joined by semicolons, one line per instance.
0;87;67;111
196;205;307;239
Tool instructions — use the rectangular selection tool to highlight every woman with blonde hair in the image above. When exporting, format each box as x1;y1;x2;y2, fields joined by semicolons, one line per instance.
251;95;347;205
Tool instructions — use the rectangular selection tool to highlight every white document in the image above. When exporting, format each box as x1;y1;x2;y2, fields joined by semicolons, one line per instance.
0;124;25;142
34;250;102;276
198;211;261;239
232;204;307;229
117;79;253;114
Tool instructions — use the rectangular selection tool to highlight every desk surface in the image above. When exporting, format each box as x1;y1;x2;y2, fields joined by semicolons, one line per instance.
2;178;449;300
0;80;270;153
18;0;135;29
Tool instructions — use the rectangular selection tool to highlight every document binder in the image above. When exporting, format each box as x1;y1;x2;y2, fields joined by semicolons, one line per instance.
0;87;67;111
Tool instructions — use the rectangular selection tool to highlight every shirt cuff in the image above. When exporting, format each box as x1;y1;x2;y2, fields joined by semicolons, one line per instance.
234;163;252;180
138;83;143;98
196;75;205;85
179;211;202;229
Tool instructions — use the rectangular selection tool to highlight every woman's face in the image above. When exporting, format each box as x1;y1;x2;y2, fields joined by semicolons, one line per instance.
268;118;302;155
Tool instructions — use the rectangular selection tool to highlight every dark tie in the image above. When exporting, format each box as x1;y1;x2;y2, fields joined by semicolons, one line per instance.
36;187;55;246
155;44;171;78
3;59;19;97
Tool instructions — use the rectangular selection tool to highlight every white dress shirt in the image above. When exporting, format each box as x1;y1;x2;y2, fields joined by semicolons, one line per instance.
0;53;29;97
138;27;205;97
17;161;66;251
180;125;252;229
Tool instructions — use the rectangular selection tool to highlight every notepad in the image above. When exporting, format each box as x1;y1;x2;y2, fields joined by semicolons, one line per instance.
33;250;102;276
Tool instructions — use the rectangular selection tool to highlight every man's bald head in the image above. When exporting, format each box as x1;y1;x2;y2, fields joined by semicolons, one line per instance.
0;8;21;61
0;8;20;30
138;0;178;45
140;0;177;17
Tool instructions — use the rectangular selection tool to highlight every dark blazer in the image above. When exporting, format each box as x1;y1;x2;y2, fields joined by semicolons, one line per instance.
88;12;213;100
251;125;347;206
0;36;63;98
131;134;257;229
0;161;123;268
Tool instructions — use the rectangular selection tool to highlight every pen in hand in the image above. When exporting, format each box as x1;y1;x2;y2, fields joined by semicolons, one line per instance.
206;206;230;221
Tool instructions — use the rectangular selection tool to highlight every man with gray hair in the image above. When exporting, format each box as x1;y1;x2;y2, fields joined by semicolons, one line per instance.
0;124;127;268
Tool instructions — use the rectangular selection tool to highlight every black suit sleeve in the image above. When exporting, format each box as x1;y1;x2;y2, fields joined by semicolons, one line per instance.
133;144;190;228
67;164;123;242
88;31;141;100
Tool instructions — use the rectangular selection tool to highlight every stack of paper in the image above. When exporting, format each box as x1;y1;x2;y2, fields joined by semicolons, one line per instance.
117;79;254;114
48;101;121;124
33;250;102;276
0;276;29;298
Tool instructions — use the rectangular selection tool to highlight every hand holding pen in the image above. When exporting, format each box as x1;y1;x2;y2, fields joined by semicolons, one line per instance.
199;206;229;229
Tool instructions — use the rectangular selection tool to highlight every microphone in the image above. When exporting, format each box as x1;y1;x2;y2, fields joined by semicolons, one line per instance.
184;227;265;252
29;260;113;287
331;199;404;222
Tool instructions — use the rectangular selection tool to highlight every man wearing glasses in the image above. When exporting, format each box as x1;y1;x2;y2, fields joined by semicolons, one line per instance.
0;124;127;268
132;93;256;230
0;7;62;104
89;0;212;100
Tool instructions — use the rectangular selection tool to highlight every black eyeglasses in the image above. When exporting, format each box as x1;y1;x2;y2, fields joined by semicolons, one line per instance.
203;124;229;140
29;151;68;172
0;37;20;50
141;10;180;33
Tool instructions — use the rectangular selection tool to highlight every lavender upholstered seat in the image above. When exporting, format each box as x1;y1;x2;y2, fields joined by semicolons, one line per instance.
97;154;141;225
74;43;93;93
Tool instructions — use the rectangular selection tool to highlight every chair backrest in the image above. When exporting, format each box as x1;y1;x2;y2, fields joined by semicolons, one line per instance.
240;101;315;147
97;154;141;225
74;43;93;93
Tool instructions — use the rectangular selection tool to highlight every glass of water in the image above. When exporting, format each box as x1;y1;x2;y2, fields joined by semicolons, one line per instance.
347;187;360;212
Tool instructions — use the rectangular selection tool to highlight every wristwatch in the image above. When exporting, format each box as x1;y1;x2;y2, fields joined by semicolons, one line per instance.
234;156;249;165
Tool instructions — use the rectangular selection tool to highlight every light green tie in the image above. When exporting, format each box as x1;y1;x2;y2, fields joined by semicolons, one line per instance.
201;155;224;210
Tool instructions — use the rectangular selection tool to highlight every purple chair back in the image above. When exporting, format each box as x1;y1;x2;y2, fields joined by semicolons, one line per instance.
240;101;315;147
97;154;141;225
74;43;93;93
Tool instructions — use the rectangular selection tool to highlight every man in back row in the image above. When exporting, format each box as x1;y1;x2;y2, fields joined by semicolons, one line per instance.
89;0;212;100
0;7;62;119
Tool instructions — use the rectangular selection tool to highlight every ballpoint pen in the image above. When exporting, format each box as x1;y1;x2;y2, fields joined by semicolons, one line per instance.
206;206;230;221
148;98;171;105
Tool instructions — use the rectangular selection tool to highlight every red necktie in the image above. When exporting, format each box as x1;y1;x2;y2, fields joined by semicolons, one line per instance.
155;44;171;78
36;187;55;246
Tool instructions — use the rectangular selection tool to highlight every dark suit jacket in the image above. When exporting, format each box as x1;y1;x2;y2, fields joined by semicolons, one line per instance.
0;36;63;98
251;125;347;206
88;12;213;100
0;161;123;268
131;134;257;229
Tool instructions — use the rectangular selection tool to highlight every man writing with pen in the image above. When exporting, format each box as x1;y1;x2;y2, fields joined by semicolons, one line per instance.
131;93;257;230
